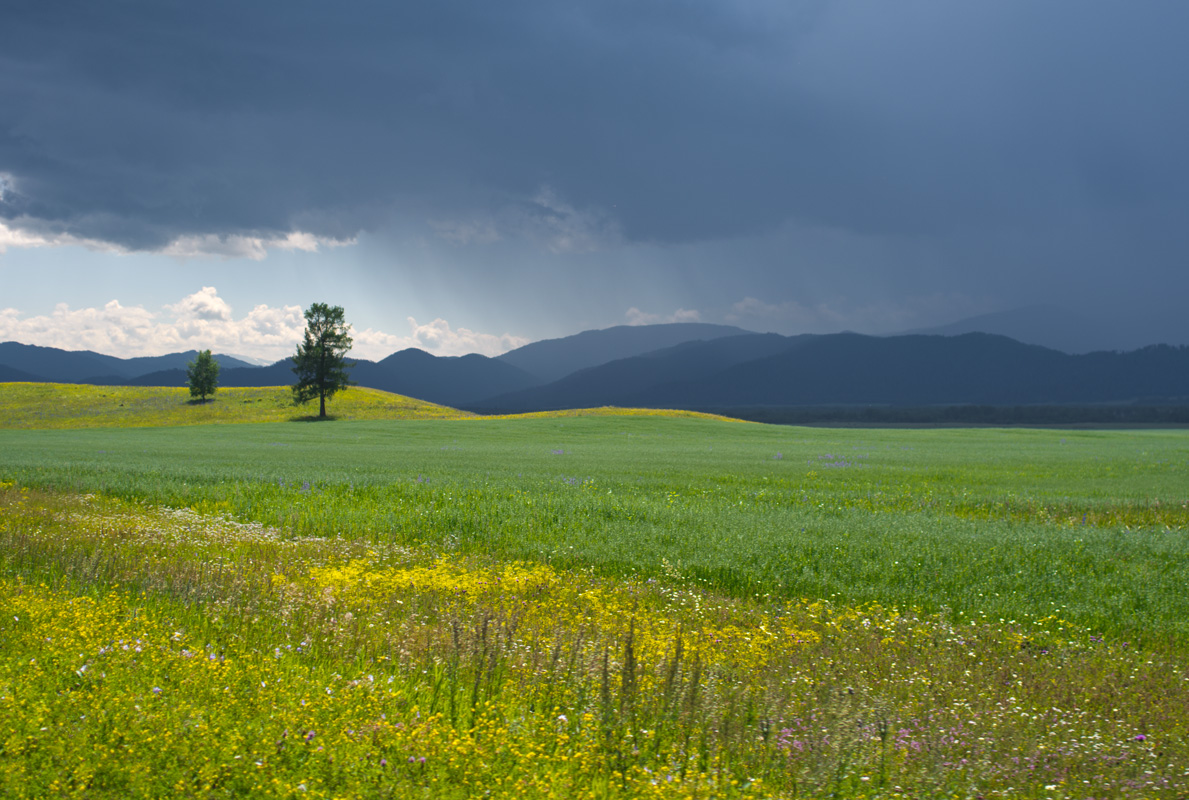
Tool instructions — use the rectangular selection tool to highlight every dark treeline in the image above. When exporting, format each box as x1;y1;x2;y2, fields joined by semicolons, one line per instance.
710;404;1189;427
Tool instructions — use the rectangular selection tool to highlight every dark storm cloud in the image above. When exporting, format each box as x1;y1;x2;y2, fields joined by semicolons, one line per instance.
2;0;1188;259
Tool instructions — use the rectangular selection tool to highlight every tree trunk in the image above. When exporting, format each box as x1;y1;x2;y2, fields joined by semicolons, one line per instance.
318;341;327;418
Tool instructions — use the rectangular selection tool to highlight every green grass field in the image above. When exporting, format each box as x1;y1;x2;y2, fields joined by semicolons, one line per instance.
2;384;1187;798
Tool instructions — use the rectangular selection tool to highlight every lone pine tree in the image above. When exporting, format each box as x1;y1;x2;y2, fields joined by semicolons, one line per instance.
292;303;354;418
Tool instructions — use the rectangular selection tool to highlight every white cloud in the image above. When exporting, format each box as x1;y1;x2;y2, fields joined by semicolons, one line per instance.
353;317;529;360
159;231;354;260
0;220;127;255
1;300;166;356
0;287;524;361
0;220;354;260
165;286;233;322
625;307;702;326
0;289;306;361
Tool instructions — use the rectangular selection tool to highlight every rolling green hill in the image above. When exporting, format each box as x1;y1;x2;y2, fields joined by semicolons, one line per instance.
0;382;740;429
0;382;474;428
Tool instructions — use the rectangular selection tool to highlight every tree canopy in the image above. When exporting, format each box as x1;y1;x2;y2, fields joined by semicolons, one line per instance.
186;349;219;402
292;303;354;418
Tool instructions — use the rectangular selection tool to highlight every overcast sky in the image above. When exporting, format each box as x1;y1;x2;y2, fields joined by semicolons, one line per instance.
2;1;1188;360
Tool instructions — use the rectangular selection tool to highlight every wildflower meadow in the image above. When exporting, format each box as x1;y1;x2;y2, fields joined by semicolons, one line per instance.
1;388;1187;798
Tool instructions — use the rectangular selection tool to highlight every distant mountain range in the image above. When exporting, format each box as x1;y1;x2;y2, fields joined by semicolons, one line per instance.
495;322;751;382
477;332;1189;411
0;342;261;384
3;324;1189;412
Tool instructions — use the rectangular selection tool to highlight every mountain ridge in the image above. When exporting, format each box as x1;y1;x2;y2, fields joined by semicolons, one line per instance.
473;332;1189;411
495;322;753;382
0;342;261;383
6;328;1189;413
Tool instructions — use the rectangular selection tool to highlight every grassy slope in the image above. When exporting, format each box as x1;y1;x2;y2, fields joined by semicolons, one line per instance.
0;382;473;427
0;382;738;429
478;407;747;423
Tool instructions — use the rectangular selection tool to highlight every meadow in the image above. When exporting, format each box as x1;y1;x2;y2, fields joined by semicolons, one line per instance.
0;383;474;428
1;385;1187;798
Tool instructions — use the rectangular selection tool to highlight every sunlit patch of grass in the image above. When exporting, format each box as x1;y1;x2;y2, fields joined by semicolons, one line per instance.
0;383;474;428
2;486;1186;798
0;384;752;430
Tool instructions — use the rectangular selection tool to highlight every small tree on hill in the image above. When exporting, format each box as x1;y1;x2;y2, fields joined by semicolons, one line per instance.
186;349;219;402
292;303;354;418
